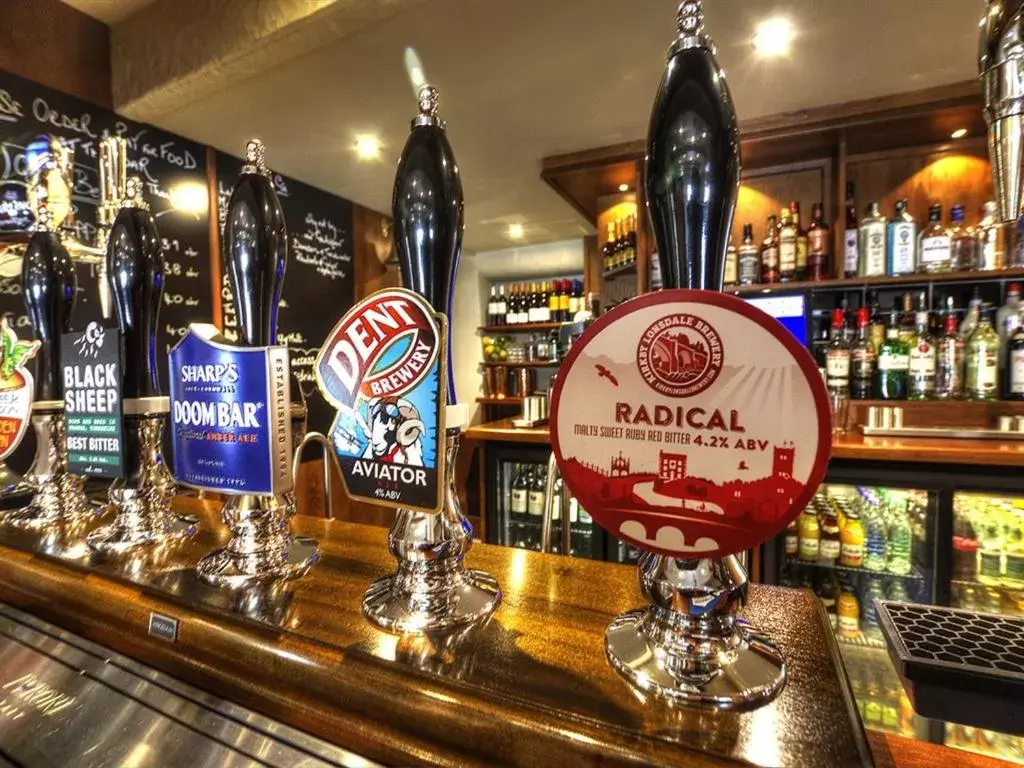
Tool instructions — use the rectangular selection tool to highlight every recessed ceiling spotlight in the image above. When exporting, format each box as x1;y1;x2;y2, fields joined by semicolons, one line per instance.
354;134;381;160
752;17;795;58
507;223;525;240
951;128;968;139
618;183;630;192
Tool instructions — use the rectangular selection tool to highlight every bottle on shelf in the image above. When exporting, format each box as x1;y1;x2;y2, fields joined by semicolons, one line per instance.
819;500;842;566
907;307;936;401
977;201;1006;271
977;503;1004;587
761;214;780;283
826;308;851;398
875;304;909;400
737;223;760;285
785;517;799;557
840;499;865;568
547;280;559;323
778;208;797;282
949;205;978;271
850;307;875;400
815;569;839;630
527;463;546;538
1007;321;1024;400
918;204;952;274
998;283;1023;395
965;307;1000;401
868;290;885;355
808;202;830;281
568;280;581;319
519;283;531;325
626;214;638;265
897;292;916;345
887;199;917;276
798;505;820;563
497;284;507;326
487;285;498;326
886;500;913;576
960;287;983;343
843;182;859;279
860;576;886;640
558;279;571;323
510;463;530;539
725;240;738;286
859;202;887;278
837;578;860;640
791;201;808;282
603;221;616;272
935;307;965;400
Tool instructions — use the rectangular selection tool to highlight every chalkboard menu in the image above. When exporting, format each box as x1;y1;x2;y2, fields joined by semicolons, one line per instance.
0;70;213;392
215;152;355;438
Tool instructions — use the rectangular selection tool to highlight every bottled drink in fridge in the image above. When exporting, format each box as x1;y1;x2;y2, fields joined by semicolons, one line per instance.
886;500;913;576
798;506;820;562
819;502;842;565
527;464;546;548
860;576;886;641
863;492;888;572
840;502;865;567
837;579;860;639
785;517;799;557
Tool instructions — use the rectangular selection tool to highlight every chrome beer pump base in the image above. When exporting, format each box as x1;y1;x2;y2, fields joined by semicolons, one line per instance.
196;493;320;589
6;407;93;530
363;424;501;635
88;408;196;554
604;554;785;708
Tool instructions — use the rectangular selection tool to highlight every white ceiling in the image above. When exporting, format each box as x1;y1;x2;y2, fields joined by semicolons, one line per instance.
74;0;983;253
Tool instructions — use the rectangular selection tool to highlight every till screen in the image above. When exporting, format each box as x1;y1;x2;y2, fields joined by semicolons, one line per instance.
743;294;808;347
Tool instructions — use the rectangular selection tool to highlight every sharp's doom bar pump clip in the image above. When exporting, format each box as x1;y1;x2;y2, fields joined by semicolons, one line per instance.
550;0;831;708
8;144;93;529
87;175;195;552
315;80;500;634
172;139;318;587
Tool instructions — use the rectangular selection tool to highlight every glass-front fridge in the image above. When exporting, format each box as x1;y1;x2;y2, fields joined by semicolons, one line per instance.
770;483;939;742
485;445;605;559
946;491;1024;765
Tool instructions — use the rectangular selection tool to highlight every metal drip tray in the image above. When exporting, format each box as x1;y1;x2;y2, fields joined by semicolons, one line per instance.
878;599;1024;735
0;604;377;768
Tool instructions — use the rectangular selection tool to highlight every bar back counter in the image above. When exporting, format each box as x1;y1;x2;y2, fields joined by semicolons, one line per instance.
0;496;1003;768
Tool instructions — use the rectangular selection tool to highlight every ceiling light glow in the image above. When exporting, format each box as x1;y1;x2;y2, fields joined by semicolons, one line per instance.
354;135;381;160
169;181;208;215
951;128;968;139
507;223;524;240
618;183;630;192
752;17;795;58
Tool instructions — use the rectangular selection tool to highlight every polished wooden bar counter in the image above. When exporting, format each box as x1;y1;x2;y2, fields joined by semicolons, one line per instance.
0;497;1007;767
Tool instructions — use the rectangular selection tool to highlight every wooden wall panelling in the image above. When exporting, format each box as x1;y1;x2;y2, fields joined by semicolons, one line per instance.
582;234;602;302
732;159;831;247
845;138;993;227
0;0;111;108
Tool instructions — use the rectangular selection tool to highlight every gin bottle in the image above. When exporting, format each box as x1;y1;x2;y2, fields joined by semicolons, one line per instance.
918;204;951;273
886;199;916;276
859;202;887;277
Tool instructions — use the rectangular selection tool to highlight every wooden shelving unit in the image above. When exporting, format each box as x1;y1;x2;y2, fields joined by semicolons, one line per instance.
727;267;1024;297
602;261;638;280
478;322;563;333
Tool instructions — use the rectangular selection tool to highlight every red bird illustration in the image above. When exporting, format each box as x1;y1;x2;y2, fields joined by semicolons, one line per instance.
595;364;619;386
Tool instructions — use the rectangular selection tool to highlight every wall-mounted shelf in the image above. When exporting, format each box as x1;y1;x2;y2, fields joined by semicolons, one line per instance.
602;262;638;279
478;322;564;333
727;267;1024;297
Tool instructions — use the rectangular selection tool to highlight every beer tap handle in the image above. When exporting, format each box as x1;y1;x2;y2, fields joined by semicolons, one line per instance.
392;83;463;402
645;0;740;292
22;199;76;405
223;139;287;349
107;176;164;403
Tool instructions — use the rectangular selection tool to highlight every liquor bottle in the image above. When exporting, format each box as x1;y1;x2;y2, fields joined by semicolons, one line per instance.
510;463;529;525
935;310;965;400
960;287;983;341
778;208;797;282
868;290;885;355
819;503;842;565
737;223;759;285
897;292;916;345
907;309;936;400
918;204;952;273
724;241;738;286
798;506;820;562
807;202;830;281
886;199;917;276
843;182;859;278
949;205;978;271
547;280;559;322
615;219;627;267
603;221;616;272
760;215;780;283
1007;323;1024;400
977;201;1006;271
558;279;571;323
497;284;507;326
627;214;638;264
965;308;1000;401
791;201;808;281
850;307;875;399
998;283;1022;394
875;306;909;400
826;308;851;397
487;285;498;325
859;202;887;277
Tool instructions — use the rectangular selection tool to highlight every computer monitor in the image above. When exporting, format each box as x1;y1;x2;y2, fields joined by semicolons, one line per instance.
743;293;809;347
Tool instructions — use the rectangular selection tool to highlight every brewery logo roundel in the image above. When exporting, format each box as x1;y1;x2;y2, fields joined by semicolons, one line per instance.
550;290;831;560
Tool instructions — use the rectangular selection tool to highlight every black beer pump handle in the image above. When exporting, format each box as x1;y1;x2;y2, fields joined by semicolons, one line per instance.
22;205;76;403
645;0;741;293
107;176;165;401
224;139;288;349
392;84;464;402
